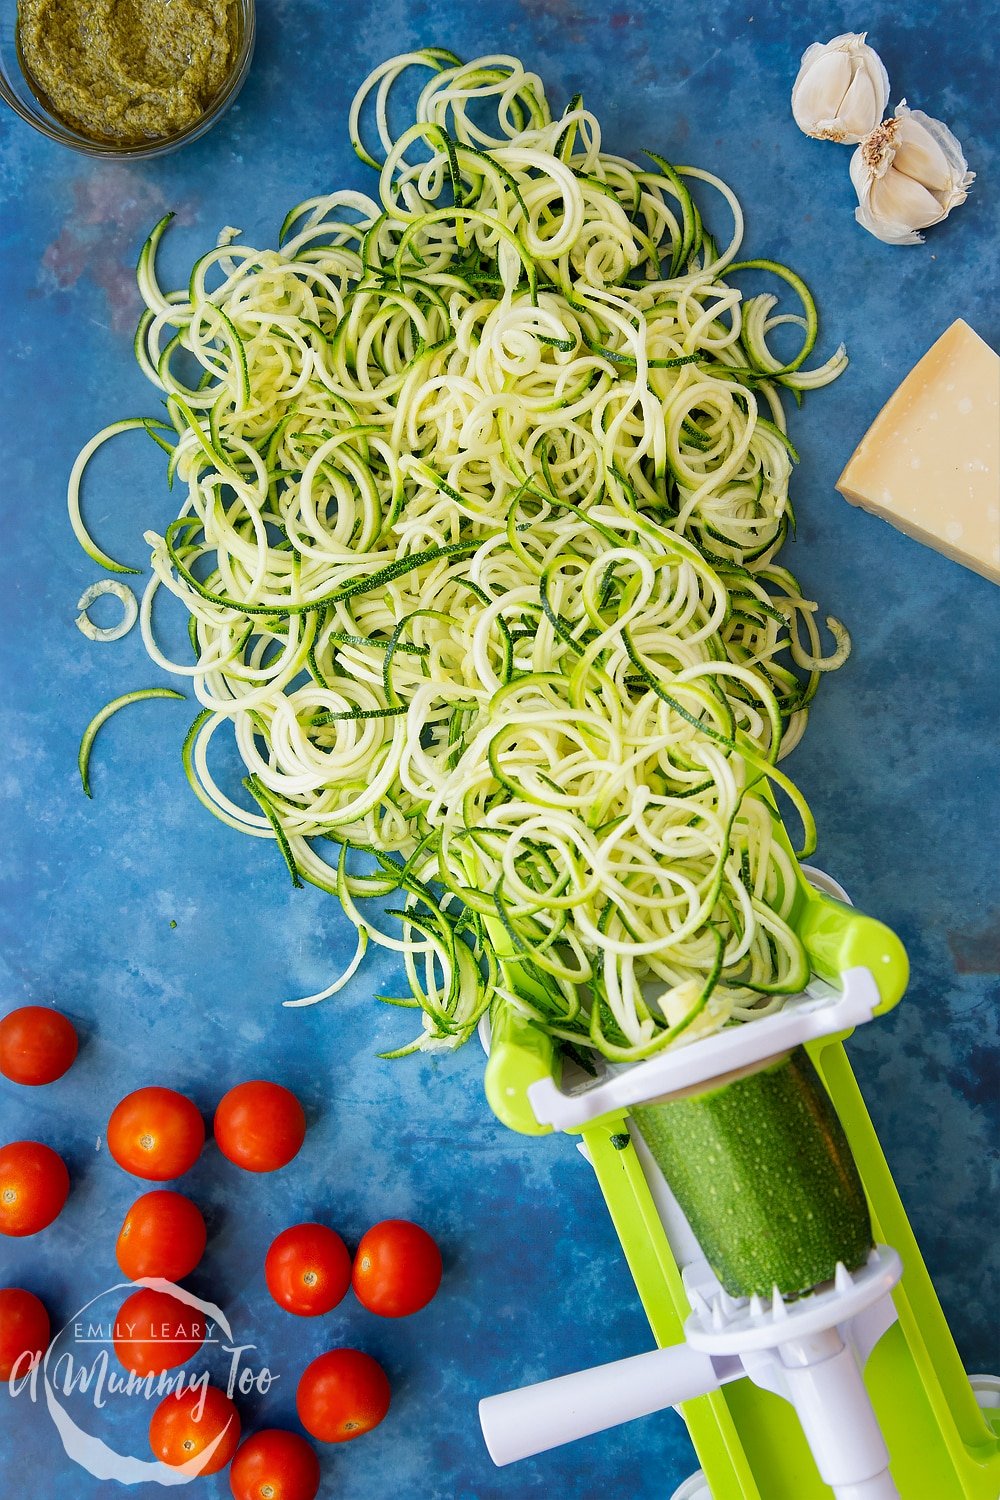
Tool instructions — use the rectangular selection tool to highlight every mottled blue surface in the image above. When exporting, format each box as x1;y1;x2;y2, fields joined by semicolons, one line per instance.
1;1;998;1496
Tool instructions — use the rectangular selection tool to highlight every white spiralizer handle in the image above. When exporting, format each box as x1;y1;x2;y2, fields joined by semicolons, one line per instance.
774;1331;897;1499
479;1343;722;1466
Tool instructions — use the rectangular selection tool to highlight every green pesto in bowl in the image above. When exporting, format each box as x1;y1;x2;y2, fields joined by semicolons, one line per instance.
17;0;241;146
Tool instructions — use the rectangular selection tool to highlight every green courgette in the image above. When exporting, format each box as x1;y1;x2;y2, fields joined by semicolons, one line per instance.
632;1046;873;1298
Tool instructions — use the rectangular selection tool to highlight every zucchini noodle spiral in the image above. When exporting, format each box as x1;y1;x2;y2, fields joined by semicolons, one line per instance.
72;49;851;1061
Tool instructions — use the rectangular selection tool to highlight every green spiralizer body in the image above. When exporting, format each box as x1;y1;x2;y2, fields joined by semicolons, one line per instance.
478;861;1000;1500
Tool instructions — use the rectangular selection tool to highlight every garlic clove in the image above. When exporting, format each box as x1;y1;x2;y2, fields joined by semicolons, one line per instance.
893;117;954;192
873;165;946;236
791;32;890;144
850;148;937;245
893;102;975;203
838;68;883;144
850;102;975;244
851;200;923;248
792;51;855;138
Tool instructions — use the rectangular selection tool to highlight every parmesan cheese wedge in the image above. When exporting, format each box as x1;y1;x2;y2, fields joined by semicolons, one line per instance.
836;319;1000;584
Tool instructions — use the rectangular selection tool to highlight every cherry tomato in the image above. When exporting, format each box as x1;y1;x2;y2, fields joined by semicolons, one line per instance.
107;1087;205;1181
0;1141;70;1237
0;1006;78;1086
116;1190;207;1283
265;1223;352;1318
113;1287;205;1375
229;1429;321;1500
0;1288;50;1381
149;1383;241;1475
214;1082;305;1173
296;1349;390;1443
352;1219;442;1318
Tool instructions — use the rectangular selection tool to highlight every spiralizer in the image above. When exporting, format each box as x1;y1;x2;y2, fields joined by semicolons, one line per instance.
477;844;1000;1499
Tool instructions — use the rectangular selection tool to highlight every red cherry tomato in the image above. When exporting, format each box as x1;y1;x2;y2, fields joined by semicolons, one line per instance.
0;1141;70;1237
0;1006;78;1086
352;1219;442;1318
229;1429;321;1500
107;1088;205;1181
116;1190;207;1283
149;1383;241;1475
296;1348;390;1443
113;1287;205;1375
214;1082;305;1173
0;1288;50;1381
265;1223;352;1317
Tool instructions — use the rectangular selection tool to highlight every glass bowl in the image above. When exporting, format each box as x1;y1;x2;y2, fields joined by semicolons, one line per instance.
0;0;255;158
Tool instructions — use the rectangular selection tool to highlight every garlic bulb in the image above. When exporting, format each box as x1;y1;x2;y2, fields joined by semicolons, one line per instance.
850;102;975;245
791;32;889;144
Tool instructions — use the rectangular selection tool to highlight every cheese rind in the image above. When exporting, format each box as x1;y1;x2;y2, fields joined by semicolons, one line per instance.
836;319;1000;584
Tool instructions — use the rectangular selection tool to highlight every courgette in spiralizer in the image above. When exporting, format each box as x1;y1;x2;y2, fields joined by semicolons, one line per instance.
633;1046;873;1297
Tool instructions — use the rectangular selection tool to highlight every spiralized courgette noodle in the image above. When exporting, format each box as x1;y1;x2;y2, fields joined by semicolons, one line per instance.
72;50;852;1061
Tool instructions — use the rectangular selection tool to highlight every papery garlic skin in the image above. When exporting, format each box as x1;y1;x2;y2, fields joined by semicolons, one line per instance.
850;102;975;245
792;32;890;143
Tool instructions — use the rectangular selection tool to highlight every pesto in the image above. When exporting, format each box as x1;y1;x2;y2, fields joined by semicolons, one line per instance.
17;0;240;146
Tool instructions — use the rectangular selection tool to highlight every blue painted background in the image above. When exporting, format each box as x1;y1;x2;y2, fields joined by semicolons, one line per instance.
1;1;997;1496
